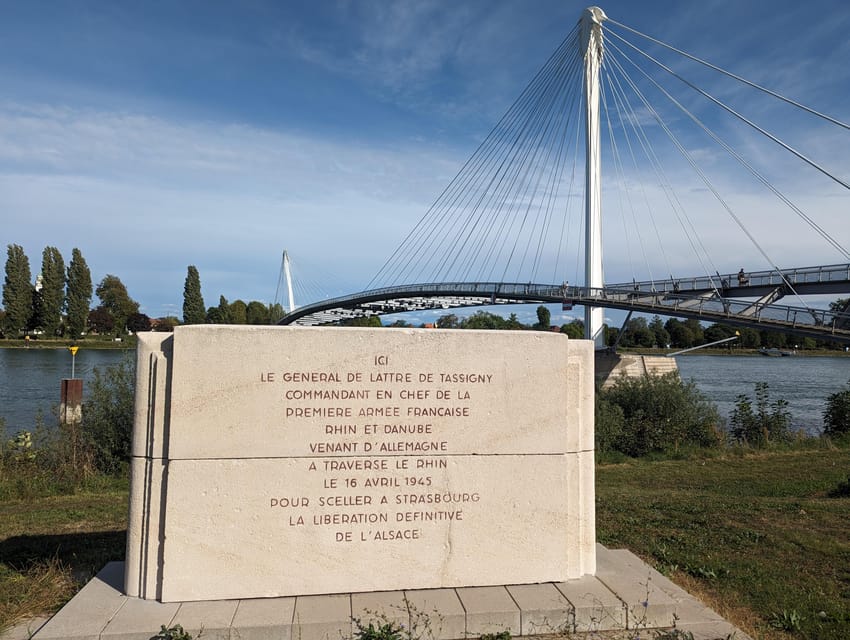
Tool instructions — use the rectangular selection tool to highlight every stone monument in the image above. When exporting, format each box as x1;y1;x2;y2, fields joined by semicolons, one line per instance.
126;325;595;602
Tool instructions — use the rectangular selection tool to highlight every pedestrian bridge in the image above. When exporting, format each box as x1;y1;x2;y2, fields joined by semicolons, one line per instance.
278;263;850;344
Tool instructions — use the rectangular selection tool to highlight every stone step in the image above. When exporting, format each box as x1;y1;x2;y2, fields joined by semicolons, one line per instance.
29;546;750;640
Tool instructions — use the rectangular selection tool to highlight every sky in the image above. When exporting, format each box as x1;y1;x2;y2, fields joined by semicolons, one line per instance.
1;0;848;324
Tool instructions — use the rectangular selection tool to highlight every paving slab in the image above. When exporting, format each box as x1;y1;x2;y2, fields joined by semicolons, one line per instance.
403;589;466;640
555;576;626;632
28;551;751;640
291;594;351;640
351;592;409;632
100;598;180;640
505;583;572;635
676;620;753;640
595;546;678;629
170;600;239;640
33;563;127;640
455;586;520;636
0;617;49;640
230;597;296;640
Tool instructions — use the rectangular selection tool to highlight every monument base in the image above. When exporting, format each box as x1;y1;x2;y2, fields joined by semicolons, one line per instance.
28;546;750;640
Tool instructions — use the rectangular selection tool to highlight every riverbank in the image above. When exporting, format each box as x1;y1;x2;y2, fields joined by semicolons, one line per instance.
2;447;848;639
0;339;133;350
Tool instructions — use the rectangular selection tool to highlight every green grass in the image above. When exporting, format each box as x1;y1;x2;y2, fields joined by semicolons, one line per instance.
2;449;848;639
597;448;850;639
0;477;128;632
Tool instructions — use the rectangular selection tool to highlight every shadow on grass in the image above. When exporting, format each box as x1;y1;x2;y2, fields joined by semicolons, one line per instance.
0;529;126;579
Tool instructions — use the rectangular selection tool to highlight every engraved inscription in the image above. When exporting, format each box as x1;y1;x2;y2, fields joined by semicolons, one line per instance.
261;353;496;544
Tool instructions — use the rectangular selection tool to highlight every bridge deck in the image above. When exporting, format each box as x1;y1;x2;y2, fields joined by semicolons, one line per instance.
278;269;850;343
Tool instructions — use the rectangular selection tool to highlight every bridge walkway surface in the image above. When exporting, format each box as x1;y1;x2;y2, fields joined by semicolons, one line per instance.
7;546;751;640
279;277;850;344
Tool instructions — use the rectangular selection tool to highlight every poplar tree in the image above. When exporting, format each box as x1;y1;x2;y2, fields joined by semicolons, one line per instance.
37;246;66;336
2;244;34;335
182;265;205;324
66;248;93;339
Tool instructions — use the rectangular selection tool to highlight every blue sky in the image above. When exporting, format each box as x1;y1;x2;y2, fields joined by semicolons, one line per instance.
1;0;848;324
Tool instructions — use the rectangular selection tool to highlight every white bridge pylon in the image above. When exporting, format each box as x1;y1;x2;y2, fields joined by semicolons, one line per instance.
581;6;607;350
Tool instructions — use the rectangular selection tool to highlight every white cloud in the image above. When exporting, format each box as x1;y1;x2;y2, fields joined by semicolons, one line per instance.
0;102;465;315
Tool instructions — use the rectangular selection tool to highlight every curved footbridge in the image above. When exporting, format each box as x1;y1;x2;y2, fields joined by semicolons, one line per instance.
279;264;850;344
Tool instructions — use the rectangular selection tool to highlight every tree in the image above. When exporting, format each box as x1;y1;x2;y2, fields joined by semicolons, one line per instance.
87;307;115;334
535;305;551;330
2;244;34;336
504;313;524;330
246;300;270;325
665;318;693;348
206;295;232;324
153;316;179;332
127;312;152;333
36;246;66;336
648;316;670;348
620;317;653;348
229;299;247;324
66;248;92;339
683;319;704;345
343;315;382;327
182;265;205;325
560;320;584;339
268;303;285;324
461;311;507;330
828;298;850;314
95;275;139;334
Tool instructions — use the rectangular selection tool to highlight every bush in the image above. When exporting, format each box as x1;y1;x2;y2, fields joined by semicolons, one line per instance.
82;353;136;474
729;382;791;447
597;372;721;456
823;381;850;439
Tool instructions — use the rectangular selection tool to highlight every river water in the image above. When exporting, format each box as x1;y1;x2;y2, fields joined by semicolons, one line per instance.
1;348;849;437
1;347;130;436
676;353;850;435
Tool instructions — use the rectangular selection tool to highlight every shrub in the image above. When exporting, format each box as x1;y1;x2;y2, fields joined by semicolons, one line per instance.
594;396;624;453
82;353;136;474
729;382;791;447
597;372;721;457
823;381;850;439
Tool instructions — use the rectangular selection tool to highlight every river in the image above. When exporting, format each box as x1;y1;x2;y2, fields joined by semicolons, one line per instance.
1;348;849;437
676;353;850;435
1;347;130;436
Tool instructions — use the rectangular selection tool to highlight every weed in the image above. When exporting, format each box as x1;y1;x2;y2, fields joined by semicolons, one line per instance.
769;608;803;632
353;621;404;640
351;596;442;640
729;382;792;446
478;632;511;640
652;630;695;639
149;624;200;640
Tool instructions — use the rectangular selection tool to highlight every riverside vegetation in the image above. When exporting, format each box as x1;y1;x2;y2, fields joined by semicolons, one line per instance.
1;361;849;639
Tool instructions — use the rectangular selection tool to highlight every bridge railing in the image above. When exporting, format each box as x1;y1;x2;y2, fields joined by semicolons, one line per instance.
583;287;846;332
282;280;850;337
607;263;850;293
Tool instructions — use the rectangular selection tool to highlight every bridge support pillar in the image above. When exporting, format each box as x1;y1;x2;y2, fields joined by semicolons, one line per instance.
581;6;607;349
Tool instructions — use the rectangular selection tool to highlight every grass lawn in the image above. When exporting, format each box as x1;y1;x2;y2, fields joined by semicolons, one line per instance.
596;448;850;640
1;449;848;639
0;476;128;632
